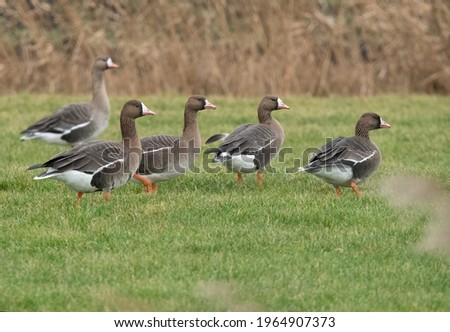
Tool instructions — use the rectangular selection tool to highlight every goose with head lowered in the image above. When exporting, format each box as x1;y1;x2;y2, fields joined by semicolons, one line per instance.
299;112;391;197
132;95;216;193
21;56;119;145
205;96;289;187
27;100;155;203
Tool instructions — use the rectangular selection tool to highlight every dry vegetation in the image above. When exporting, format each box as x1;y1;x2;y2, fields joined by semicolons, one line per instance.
0;0;449;96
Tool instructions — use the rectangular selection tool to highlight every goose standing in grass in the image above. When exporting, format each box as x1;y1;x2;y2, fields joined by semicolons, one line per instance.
299;112;391;197
132;95;216;193
20;57;119;145
205;96;289;187
28;100;155;203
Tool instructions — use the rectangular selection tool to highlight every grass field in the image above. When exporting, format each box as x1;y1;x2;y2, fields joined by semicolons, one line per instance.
0;94;449;311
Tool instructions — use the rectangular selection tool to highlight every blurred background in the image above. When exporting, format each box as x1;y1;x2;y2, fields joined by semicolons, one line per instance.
0;0;449;97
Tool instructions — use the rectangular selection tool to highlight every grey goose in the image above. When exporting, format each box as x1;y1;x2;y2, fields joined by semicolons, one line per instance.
28;100;155;203
299;112;391;197
205;96;289;187
132;95;216;193
20;57;119;145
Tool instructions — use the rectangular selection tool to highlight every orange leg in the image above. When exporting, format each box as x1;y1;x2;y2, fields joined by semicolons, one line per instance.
151;183;158;193
257;171;263;187
237;172;243;187
133;173;155;193
76;192;83;203
335;187;343;196
104;192;111;200
350;181;362;198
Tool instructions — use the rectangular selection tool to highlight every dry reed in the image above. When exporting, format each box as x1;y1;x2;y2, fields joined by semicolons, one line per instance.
0;0;449;96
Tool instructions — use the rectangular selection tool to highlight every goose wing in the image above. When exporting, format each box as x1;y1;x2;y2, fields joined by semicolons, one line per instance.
218;124;279;156
309;136;377;167
29;141;122;176
22;103;94;135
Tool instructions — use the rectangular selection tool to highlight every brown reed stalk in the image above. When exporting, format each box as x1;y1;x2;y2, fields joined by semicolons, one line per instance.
0;0;449;96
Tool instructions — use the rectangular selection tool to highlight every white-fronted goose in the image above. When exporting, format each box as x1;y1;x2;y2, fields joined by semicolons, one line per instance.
132;95;216;193
205;96;289;187
299;112;391;197
28;100;155;203
20;57;119;145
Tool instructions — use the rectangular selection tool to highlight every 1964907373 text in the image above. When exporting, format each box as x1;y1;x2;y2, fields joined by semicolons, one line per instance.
256;316;335;328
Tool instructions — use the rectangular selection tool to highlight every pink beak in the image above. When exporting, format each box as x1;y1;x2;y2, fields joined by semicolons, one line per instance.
141;102;156;116
277;98;290;110
107;57;119;69
204;99;217;110
380;118;391;129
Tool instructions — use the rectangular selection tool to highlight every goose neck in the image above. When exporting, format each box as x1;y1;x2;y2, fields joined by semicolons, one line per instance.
182;109;200;144
355;123;370;139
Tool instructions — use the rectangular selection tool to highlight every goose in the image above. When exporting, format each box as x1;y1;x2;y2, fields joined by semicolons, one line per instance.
299;112;391;197
132;95;216;193
27;100;154;202
205;96;289;187
20;56;119;145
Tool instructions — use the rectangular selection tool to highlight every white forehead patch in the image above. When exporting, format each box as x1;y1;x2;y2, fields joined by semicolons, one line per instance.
106;57;114;67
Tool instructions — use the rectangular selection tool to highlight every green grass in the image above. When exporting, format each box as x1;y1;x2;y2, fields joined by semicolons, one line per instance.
0;94;449;311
